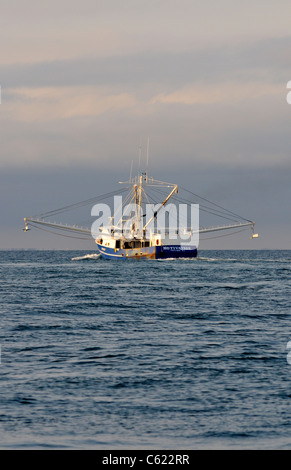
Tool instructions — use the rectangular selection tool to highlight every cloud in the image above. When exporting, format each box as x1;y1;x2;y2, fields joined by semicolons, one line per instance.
0;5;290;174
150;82;281;106
2;1;291;65
1;36;291;91
5;86;137;122
4;78;281;126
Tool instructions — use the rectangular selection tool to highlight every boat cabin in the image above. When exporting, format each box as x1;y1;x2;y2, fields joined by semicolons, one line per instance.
97;234;162;249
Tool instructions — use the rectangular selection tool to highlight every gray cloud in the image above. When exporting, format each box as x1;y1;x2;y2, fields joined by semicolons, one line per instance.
1;36;291;90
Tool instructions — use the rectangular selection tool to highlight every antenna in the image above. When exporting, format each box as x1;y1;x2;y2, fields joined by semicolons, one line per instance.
146;137;149;183
129;160;133;183
138;139;142;177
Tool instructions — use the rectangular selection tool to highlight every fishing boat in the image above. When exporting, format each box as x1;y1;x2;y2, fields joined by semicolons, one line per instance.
23;143;258;259
94;174;199;260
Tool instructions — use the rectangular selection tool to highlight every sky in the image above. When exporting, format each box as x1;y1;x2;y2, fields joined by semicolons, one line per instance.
0;0;291;250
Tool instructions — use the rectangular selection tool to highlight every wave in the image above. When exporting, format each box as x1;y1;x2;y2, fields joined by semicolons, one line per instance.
71;253;101;261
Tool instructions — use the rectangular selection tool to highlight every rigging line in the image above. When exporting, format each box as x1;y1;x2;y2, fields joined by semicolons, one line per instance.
171;198;239;223
141;187;153;206
34;195;107;218
150;186;240;221
142;188;161;206
144;190;182;216
115;187;134;215
33;187;129;219
141;187;171;216
142;187;185;229
169;192;241;221
144;188;181;223
140;190;163;217
114;187;136;227
148;187;241;223
180;186;253;223
147;187;173;203
200;227;250;240
27;223;93;240
39;188;128;219
178;203;240;223
112;188;133;224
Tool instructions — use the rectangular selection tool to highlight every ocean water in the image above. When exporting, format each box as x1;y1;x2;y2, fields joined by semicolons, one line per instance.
0;249;290;450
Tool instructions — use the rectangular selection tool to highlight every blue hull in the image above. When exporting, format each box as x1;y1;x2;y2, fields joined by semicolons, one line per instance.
96;243;197;260
156;245;198;259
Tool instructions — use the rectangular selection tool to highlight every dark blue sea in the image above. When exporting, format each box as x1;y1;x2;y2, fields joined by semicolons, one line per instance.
0;250;290;449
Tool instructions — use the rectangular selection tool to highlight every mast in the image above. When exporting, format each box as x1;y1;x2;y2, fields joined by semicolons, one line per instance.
134;142;143;237
146;137;149;183
136;173;143;237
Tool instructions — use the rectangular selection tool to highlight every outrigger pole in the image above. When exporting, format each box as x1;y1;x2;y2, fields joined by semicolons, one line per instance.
23;217;93;236
23;216;256;239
